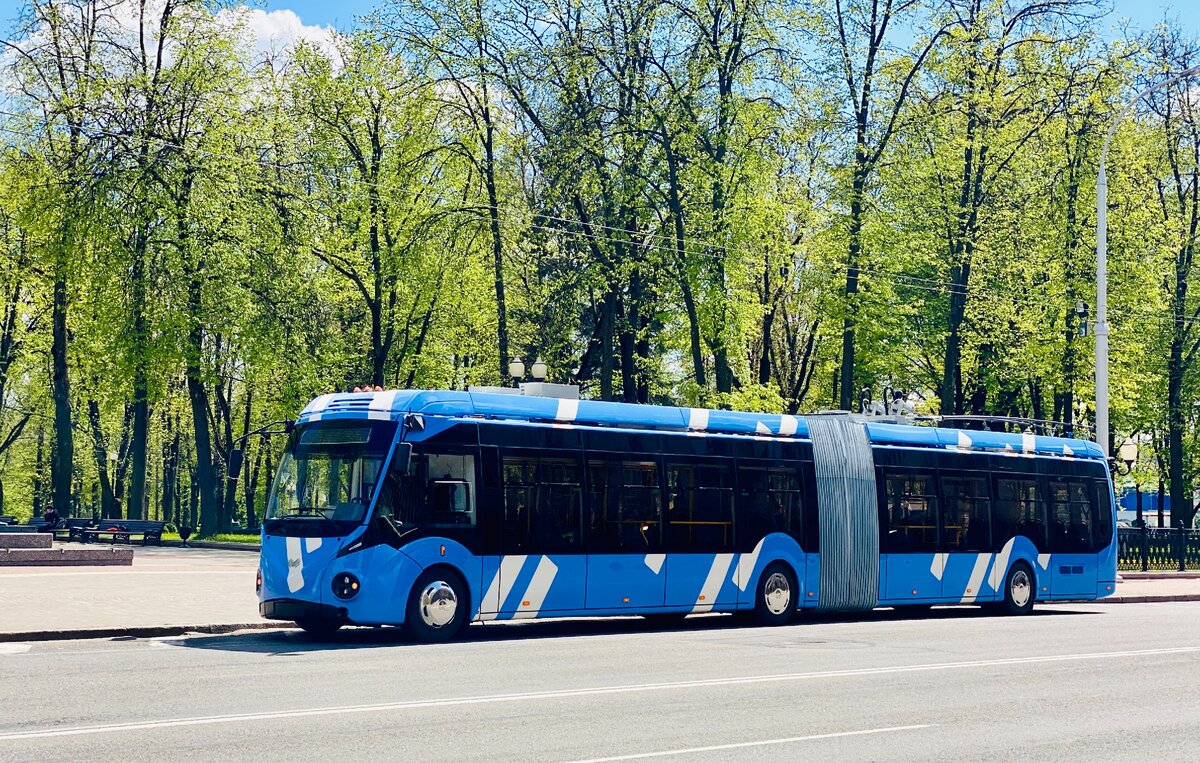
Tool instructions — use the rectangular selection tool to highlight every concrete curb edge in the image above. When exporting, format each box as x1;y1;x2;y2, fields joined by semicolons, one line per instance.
0;622;284;643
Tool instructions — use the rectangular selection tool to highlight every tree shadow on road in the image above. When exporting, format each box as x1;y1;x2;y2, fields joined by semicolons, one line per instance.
164;603;1100;656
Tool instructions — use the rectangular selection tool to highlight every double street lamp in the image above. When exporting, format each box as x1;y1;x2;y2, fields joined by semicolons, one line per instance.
1095;63;1200;456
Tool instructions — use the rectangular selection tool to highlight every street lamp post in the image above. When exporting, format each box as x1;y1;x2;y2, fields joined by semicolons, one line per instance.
1096;64;1200;456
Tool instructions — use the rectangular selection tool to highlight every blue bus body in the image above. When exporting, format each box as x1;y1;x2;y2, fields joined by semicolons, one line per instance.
258;390;1117;639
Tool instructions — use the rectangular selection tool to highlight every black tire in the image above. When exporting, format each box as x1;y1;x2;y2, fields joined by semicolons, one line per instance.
754;562;797;626
1001;561;1035;616
641;612;688;628
295;617;343;638
405;567;469;643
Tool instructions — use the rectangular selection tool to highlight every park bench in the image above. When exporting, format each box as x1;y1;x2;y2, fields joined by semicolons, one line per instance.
51;518;95;542
80;520;166;546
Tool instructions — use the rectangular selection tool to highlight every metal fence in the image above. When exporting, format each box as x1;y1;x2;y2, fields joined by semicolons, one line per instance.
1117;527;1200;571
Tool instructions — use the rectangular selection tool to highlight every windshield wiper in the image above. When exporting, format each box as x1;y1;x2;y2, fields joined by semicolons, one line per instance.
281;507;341;533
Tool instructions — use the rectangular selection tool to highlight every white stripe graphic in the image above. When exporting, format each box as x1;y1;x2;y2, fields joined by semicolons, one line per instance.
1062;444;1074;457
555;399;579;422
1038;553;1051;570
988;538;1015;592
960;553;991;604
692;554;734;613
285;536;304;593
755;421;772;435
570;726;933;763
957;431;972;450
929;553;948;581
302;393;334;416
731;538;765;591
687;408;709;431
644;554;666;574
779;415;799;436
512;557;559;619
1022;433;1036;453
477;555;528;620
6;648;1195;741
370;390;399;415
304;537;322;553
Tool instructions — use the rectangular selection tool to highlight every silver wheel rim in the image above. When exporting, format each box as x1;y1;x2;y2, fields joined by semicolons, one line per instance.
419;581;458;628
763;572;791;616
1010;569;1031;608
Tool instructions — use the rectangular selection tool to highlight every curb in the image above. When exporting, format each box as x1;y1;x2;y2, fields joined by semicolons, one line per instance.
163;540;261;552
1118;571;1200;580
1102;594;1200;604
0;622;283;643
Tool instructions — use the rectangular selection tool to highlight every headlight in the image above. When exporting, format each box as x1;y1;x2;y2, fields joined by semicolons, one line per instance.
332;572;360;600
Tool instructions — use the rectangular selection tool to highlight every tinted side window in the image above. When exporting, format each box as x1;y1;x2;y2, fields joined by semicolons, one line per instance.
666;462;734;552
880;470;939;552
1094;480;1115;551
502;457;583;553
994;477;1046;549
1048;480;1093;553
737;464;803;548
587;460;662;553
941;474;991;552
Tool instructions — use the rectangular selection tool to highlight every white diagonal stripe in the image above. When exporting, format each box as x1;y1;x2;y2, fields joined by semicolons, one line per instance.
478;555;528;618
687;408;709;430
755;421;772;435
285;536;304;593
1038;553;1051;570
304;537;322;553
644;554;665;574
779;415;799;436
692;553;734;613
370;390;398;415
1022;434;1036;453
731;538;765;592
988;538;1015;592
960;553;991;604
555;398;579;422
930;553;948;581
512;557;559;619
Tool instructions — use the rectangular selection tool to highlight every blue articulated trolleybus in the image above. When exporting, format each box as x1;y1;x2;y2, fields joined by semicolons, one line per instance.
257;388;1118;641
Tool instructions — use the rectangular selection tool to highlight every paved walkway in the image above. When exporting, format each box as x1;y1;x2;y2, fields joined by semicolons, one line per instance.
0;546;1197;639
0;545;260;638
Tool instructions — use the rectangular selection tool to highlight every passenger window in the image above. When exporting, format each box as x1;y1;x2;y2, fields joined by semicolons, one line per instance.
940;475;991;552
1049;480;1093;553
881;470;939;553
737;465;803;547
426;453;476;527
1094;481;1114;551
587;460;662;553
667;462;734;552
994;477;1045;549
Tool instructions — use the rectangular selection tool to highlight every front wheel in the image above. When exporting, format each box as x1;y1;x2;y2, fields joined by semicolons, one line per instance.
1001;561;1035;616
405;568;469;643
754;562;797;626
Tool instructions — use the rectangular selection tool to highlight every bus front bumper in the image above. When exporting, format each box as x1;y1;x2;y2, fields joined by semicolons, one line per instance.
261;598;348;623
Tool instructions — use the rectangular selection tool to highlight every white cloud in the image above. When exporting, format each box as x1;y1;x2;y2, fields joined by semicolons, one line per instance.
218;8;339;70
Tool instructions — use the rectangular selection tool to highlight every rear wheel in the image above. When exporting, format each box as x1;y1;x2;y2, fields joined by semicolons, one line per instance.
754;562;796;626
1001;561;1035;615
405;568;469;643
294;617;343;638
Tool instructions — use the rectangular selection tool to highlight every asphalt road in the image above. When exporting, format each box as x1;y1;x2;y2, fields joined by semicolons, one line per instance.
0;602;1197;762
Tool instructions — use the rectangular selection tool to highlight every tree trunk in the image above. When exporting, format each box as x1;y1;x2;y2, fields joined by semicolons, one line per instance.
51;275;73;516
86;399;116;518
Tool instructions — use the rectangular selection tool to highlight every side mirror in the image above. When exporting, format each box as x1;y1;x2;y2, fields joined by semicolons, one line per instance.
404;413;425;432
284;419;295;434
227;449;244;481
393;442;413;476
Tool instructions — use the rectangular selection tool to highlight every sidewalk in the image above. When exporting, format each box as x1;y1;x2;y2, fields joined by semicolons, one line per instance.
0;545;266;641
1;548;1198;641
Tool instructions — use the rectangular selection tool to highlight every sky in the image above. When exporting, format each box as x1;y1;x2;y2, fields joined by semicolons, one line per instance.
0;0;1198;37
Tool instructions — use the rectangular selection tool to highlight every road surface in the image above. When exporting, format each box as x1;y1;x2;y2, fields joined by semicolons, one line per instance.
0;602;1197;761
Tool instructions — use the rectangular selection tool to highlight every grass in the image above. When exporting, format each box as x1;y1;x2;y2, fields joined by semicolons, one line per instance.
161;532;261;544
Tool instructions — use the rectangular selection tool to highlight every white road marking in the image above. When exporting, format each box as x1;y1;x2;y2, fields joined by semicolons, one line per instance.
0;644;30;655
567;725;934;762
2;647;1195;742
